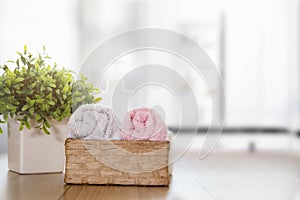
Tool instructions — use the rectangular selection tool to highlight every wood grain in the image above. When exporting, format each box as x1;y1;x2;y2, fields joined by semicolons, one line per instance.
61;185;169;200
1;170;69;200
1;135;300;200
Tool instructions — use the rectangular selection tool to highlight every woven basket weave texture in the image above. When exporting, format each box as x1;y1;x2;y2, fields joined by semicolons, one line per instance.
64;138;170;186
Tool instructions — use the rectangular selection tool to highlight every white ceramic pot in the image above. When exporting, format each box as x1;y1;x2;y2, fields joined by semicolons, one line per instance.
7;117;68;174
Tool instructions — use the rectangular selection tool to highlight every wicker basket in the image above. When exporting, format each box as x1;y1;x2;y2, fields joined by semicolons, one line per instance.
64;138;171;186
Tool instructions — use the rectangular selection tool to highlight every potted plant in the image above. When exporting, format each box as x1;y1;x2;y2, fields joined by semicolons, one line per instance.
0;46;101;174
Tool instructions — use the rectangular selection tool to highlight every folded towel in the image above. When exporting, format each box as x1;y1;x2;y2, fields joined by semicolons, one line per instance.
121;107;167;141
68;104;121;140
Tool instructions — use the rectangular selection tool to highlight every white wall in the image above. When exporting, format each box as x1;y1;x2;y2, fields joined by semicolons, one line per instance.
0;0;79;153
143;0;297;127
225;0;293;127
0;0;298;143
75;0;299;128
0;0;79;69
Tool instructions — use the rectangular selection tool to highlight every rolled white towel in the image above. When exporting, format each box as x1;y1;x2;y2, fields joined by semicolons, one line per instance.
68;104;121;140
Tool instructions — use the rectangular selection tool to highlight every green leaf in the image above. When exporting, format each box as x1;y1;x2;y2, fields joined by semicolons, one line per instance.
9;112;14;118
12;99;20;105
25;120;31;129
4;88;10;94
21;56;26;65
0;128;2;134
21;105;30;111
0;45;101;135
48;101;55;105
36;99;44;104
44;120;50;128
34;124;42;129
46;87;52;92
42;126;50;135
15;77;25;82
19;124;24;131
29;100;35;106
49;83;56;88
74;97;84;102
35;113;41;121
63;84;69;93
63;106;71;116
26;96;31;102
13;84;20;89
93;97;102;103
29;107;34;115
7;104;16;110
35;61;40;69
3;113;8;121
29;71;35;76
24;45;27;54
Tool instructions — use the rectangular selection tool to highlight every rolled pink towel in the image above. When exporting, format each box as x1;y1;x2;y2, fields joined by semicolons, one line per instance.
121;107;167;141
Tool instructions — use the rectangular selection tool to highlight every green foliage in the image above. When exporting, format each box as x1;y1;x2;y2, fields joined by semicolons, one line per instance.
0;45;101;134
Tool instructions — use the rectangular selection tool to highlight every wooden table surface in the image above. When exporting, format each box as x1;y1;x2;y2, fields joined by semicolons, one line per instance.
1;136;300;200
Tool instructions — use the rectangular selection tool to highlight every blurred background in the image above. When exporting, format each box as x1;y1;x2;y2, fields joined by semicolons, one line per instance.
1;0;300;152
1;0;300;199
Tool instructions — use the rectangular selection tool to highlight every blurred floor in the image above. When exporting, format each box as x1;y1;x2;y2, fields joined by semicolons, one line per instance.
0;133;300;200
170;133;300;200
